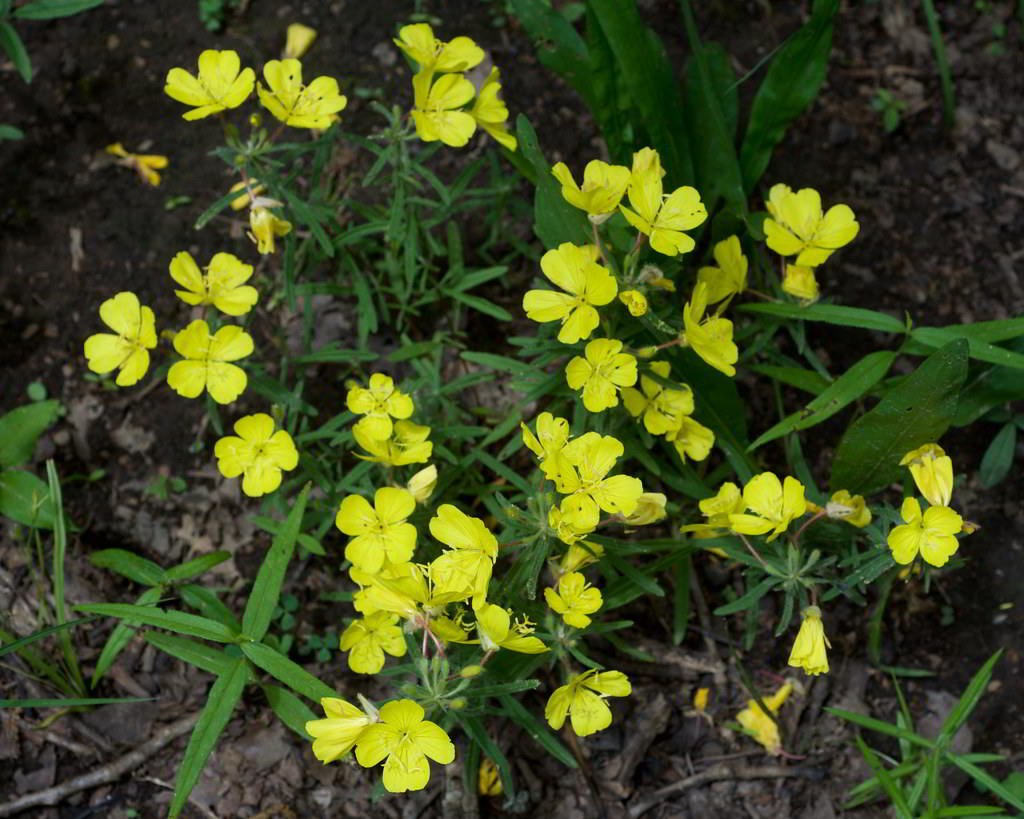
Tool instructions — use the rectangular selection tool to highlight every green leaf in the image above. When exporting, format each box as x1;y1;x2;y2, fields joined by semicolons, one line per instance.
830;340;968;495
446;290;514;321
739;0;839;191
516;114;589;247
912;326;1024;370
460;680;539;699
497;694;577;769
261;683;316;739
749;364;830;395
91;587;164;687
242;485;308;642
89;548;163;586
739;302;905;333
713;576;779;615
240;641;337;703
76;603;238;643
749;351;896;450
170;658;247;819
945;753;1024;813
453;713;518;799
0;468;55;528
0;400;60;468
0;22;31;82
827;707;934;750
0;123;24;140
461;350;538;378
0;616;97;659
979;423;1016;488
0;696;151;708
144;632;240;678
938;650;1002;747
853;734;914;819
162;551;231;583
13;0;104;19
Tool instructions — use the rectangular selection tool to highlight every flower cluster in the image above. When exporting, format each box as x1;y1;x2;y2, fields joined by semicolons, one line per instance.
395;23;516;150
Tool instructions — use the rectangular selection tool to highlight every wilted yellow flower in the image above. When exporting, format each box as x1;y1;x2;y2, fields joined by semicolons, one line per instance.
478;757;502;796
622;492;667;526
105;143;168;186
248;205;293;254
696;235;747;304
169;251;258;316
825;490;871;528
258;59;347;129
782;264;819;303
788;605;830;675
551;159;630;217
900;444;954;507
164;49;254;120
471;67;516;150
736;681;791;754
618;289;648;317
213;413;298;497
887;497;962;567
283;23;317;59
83;292;157;387
764;183;859;267
559;540;604;573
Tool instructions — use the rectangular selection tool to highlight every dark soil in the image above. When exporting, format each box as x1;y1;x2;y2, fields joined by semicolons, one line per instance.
2;1;1023;818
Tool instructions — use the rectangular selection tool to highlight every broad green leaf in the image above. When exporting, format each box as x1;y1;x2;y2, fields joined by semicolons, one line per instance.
830;340;968;494
749;351;896;450
261;683;316;739
516;115;589;247
911;326;1024;370
13;0;105;19
0;468;55;529
0;22;31;83
240;641;337;702
162;551;231;583
953;359;1024;427
979;423;1016;487
498;694;578;769
0;124;24;140
91;587;163;686
740;302;905;333
170;658;247;819
584;3;631;163
749;364;830;395
179;584;241;632
588;0;692;185
0;400;60;467
739;0;839;191
76;603;238;643
144;632;240;678
242;485;308;642
89;548;163;586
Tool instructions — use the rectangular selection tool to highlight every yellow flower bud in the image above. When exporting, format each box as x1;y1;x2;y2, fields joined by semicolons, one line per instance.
460;665;483;679
618;289;648;317
406;464;437;504
782;264;819;303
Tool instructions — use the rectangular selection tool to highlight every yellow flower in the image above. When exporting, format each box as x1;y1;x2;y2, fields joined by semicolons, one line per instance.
478;757;502;796
169;251;258;316
729;472;807;541
666;417;715;464
475;603;548;654
550;502;596;546
213;413;298;497
696;235;747;304
355;700;455;793
394;24;484;73
521;411;572;483
699;482;744;529
167;319;253;404
523;243;617;344
407;465;438;504
558;540;604;573
336;487;418;574
346;373;415;440
887;497;962;567
411;72;476;148
105;143;168;186
429;505;498;605
545;669;631;736
228;179;264;211
622;492;667;526
164;49;254;120
544;571;602;628
283;23;317;60
339;611;408;674
83;291;157;387
682;281;738;377
900;443;953;507
557;432;644;528
788;605;830;676
782;264;819;303
736;681;791;754
354;419;433;466
306;696;374;764
618;289;648;317
825;490;871;528
258;59;347;129
471;67;516;150
622;360;694;435
619;147;707;256
764;183;859;266
693;687;710;713
551;159;630;217
248;205;293;254
565;338;638;413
